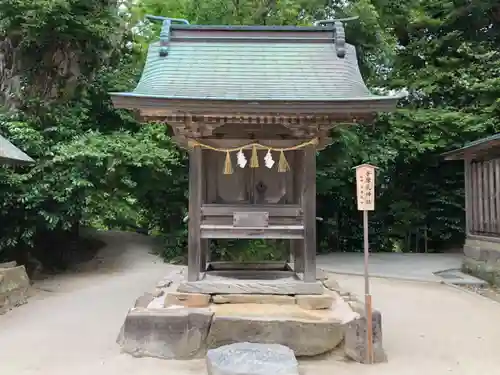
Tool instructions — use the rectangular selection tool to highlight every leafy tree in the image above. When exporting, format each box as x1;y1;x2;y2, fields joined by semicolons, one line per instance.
2;0;499;271
0;0;183;270
317;0;500;252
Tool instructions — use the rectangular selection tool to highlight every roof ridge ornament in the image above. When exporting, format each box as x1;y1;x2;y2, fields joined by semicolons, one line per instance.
145;15;190;57
314;17;359;58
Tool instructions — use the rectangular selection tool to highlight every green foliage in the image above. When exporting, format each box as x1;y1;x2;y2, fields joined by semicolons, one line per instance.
1;0;500;270
0;0;183;269
316;0;500;252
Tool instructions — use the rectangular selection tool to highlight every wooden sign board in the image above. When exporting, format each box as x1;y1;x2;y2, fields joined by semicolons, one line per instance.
355;164;376;211
233;212;269;227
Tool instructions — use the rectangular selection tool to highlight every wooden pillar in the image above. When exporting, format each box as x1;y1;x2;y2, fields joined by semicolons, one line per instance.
464;159;472;235
293;240;304;272
485;161;492;233
489;160;496;233
302;145;317;282
200;239;209;271
495;159;500;234
188;146;202;281
471;161;479;233
478;162;484;233
292;150;303;274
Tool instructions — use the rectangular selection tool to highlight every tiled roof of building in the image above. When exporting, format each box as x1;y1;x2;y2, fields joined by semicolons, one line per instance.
111;24;402;105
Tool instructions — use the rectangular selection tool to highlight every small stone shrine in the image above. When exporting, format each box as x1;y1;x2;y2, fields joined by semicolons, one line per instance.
111;17;401;362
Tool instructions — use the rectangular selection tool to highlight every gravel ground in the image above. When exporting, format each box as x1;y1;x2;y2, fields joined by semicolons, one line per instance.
460;283;500;303
1;231;500;375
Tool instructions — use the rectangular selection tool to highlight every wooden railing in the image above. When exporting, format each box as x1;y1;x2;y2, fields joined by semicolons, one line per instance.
199;204;304;239
469;158;500;235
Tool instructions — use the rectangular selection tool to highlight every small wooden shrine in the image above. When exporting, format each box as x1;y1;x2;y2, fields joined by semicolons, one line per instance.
111;19;401;294
443;135;500;285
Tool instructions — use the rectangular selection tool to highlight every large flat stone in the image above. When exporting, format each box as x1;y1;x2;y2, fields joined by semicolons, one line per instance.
212;294;295;305
207;342;299;375
165;292;211;308
206;313;344;357
295;294;334;310
117;307;213;359
178;280;324;295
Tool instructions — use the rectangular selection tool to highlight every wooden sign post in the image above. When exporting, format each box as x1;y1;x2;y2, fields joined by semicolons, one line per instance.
354;163;376;364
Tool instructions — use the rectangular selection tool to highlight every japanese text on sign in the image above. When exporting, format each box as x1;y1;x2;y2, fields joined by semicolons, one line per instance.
355;165;376;211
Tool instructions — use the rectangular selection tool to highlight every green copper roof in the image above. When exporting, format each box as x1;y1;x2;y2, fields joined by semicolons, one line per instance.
111;24;402;104
0;134;34;165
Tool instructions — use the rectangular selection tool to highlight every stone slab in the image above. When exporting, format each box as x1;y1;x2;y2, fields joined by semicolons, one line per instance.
209;262;288;271
117;308;213;359
178;280;324;295
345;301;387;364
134;292;154;308
322;276;341;292
206;342;299;375
212;294;295;305
165;292;211;308
206;314;344;356
0;261;17;269
295;294;334;310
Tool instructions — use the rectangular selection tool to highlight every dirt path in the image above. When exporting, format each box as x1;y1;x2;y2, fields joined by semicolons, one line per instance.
1;232;500;375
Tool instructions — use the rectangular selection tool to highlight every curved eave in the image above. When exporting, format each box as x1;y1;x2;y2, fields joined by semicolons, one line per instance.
110;92;403;115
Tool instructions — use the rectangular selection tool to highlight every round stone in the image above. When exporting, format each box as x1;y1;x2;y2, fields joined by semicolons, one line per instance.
206;342;298;375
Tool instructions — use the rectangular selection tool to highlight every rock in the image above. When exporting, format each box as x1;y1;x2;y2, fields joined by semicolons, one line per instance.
134;292;154;308
157;279;172;288
348;301;365;314
0;261;17;269
295;294;334;310
152;288;164;298
207;342;299;375
117;308;213;359
315;269;329;281
344;306;387;364
322;277;341;292
0;266;30;315
206;315;344;356
165;292;211;308
212;294;295;305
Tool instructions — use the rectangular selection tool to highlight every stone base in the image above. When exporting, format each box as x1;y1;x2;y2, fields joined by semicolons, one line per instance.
118;270;387;363
206;303;348;356
0;265;31;315
463;236;500;286
178;270;324;295
117;308;213;359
